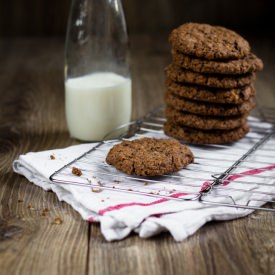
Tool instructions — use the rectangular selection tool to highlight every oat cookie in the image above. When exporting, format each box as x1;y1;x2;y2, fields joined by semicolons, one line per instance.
171;50;263;75
164;122;249;144
169;23;250;60
165;92;256;116
165;64;255;89
106;138;194;176
166;80;256;104
165;107;248;130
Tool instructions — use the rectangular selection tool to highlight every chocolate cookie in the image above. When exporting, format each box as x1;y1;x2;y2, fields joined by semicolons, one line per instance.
105;138;194;176
171;50;263;75
166;80;256;104
165;64;255;89
165;106;248;130
164;122;249;144
165;92;256;116
169;23;250;60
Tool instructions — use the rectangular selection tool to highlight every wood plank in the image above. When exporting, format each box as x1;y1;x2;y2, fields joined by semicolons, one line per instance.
88;212;275;275
0;173;88;275
0;38;88;275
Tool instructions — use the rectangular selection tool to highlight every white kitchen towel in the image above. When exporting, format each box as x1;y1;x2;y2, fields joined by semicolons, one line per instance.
13;120;275;241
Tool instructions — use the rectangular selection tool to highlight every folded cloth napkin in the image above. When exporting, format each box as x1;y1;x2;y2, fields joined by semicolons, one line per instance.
13;120;275;241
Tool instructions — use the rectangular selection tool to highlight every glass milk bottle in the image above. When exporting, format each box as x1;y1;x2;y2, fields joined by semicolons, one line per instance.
65;0;131;141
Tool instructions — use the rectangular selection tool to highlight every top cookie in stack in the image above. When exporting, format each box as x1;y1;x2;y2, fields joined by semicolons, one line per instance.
163;22;263;144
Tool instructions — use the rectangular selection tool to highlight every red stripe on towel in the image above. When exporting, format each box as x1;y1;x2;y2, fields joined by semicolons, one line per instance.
223;165;275;185
98;192;187;215
87;217;99;222
96;165;275;216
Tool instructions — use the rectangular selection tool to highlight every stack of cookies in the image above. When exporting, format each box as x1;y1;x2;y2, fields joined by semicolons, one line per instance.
164;23;263;144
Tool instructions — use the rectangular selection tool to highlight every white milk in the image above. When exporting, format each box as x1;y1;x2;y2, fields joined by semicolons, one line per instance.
65;72;131;141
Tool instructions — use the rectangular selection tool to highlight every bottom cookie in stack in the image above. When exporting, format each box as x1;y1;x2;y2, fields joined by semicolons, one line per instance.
163;91;254;144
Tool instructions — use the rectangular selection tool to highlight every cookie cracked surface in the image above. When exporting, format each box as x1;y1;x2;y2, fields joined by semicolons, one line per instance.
169;23;250;60
106;138;194;176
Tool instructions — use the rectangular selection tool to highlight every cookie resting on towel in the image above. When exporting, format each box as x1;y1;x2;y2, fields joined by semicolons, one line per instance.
105;138;194;176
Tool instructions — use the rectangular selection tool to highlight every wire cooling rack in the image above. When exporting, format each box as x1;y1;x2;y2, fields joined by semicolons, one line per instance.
50;106;275;212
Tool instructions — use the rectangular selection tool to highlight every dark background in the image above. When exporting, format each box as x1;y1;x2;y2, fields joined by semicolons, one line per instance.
0;0;273;38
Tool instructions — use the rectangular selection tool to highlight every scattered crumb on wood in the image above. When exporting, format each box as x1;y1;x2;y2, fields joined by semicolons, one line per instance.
18;199;23;203
27;204;35;210
41;208;49;216
53;217;63;225
72;167;82;176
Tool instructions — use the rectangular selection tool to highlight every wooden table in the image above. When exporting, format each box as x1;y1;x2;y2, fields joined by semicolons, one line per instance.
0;35;274;275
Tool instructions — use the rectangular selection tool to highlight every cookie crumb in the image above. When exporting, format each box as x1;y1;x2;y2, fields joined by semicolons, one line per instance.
27;204;35;210
143;182;148;186
50;154;55;160
53;217;63;224
72;167;82;176
41;208;49;216
91;188;103;193
18;199;23;203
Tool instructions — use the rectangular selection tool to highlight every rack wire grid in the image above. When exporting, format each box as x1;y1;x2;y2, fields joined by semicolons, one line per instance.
50;106;275;212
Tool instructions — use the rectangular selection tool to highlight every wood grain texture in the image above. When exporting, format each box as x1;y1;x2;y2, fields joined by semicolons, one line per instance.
0;38;88;275
0;35;275;275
